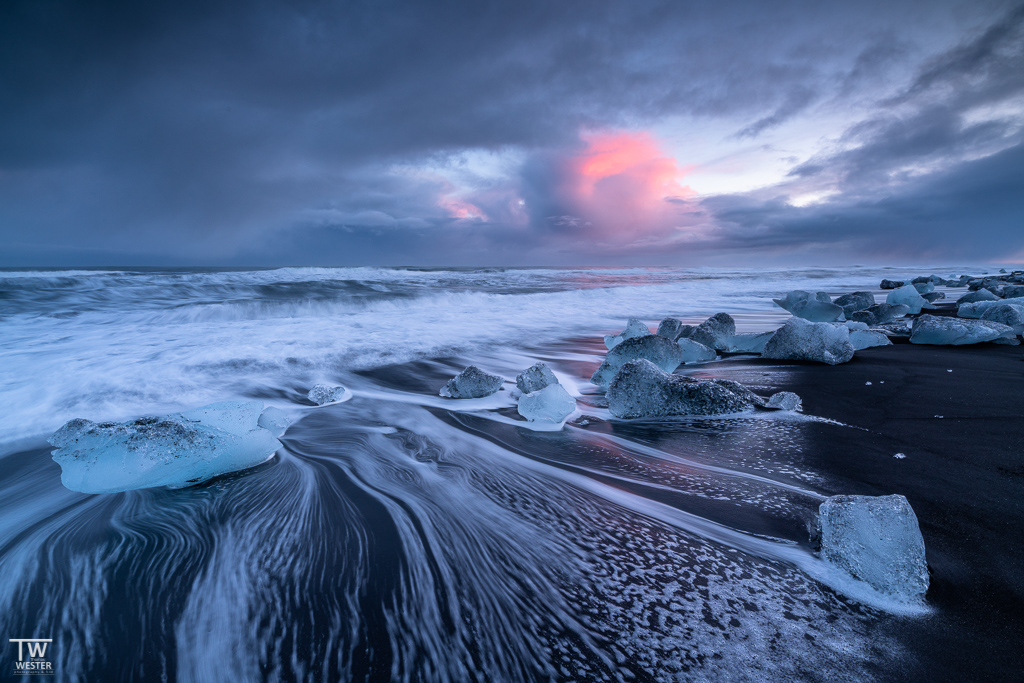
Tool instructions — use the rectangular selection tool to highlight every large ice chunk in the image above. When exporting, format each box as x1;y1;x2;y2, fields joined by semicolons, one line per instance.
591;334;684;387
676;338;717;363
910;314;1016;345
606;359;762;418
723;331;774;354
879;279;906;290
689;312;736;350
850;303;910;325
956;289;998;305
762;317;855;365
515;362;558;394
819;494;929;602
957;296;1024;318
49;401;283;493
981;304;1024;334
885;285;935;315
772;291;845;322
439;366;504;398
833;292;875;318
850;329;893;351
517;383;576;423
604;318;651;349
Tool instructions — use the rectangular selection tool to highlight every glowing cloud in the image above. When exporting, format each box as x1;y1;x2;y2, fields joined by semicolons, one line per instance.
554;130;696;242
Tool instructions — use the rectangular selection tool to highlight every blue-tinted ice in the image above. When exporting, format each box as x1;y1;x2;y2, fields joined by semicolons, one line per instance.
820;494;929;603
49;401;284;493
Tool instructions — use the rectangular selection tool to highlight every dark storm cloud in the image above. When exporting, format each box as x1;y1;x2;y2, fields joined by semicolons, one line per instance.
704;3;1024;261
704;142;1024;260
0;0;1020;264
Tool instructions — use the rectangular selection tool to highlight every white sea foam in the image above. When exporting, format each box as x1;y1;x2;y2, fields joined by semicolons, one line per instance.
0;265;977;446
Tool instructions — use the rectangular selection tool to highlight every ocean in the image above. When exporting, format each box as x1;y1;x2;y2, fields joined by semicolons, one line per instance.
0;265;1004;680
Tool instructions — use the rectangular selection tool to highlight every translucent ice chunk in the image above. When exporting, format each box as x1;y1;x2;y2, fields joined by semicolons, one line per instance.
764;391;802;411
688;312;736;350
656;317;688;341
591;334;684;387
910;314;1016;345
850;303;910;325
515;362;558;394
849;329;892;350
819;494;928;602
772;291;845;322
957;297;1024;319
723;331;774;354
833;292;875;318
440;366;505;398
762;317;855;365
517;383;576;424
604;318;651;349
49;401;282;493
307;384;350;405
676;338;717;363
981;304;1024;334
256;406;290;437
956;289;998;305
607;359;761;418
885;285;935;315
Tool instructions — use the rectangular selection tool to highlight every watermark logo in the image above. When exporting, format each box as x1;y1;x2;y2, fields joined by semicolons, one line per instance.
9;639;54;676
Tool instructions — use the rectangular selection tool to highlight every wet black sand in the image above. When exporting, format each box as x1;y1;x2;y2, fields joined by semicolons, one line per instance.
759;342;1024;681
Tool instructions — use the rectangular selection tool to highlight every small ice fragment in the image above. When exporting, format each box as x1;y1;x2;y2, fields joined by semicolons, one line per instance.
515;362;558;394
604;318;652;349
256;406;290;437
886;284;935;315
307;384;349;405
850;329;892;351
689;312;737;350
765;391;802;411
947;369;952;372
834;291;875;318
852;304;910;326
656;317;689;341
865;381;872;386
676;338;717;363
772;291;845;322
934;415;943;419
893;453;906;459
723;331;774;354
440;366;504;398
517;383;576;424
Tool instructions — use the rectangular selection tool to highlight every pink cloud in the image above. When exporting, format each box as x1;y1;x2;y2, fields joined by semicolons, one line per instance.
554;130;697;243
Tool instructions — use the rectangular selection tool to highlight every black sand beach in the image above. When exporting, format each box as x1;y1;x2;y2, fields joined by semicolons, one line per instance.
756;342;1024;681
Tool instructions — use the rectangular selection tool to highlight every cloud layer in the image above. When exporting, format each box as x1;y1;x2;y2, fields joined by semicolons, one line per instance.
1;0;1022;265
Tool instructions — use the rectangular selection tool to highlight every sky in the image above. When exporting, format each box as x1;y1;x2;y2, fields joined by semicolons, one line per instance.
1;0;1023;267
